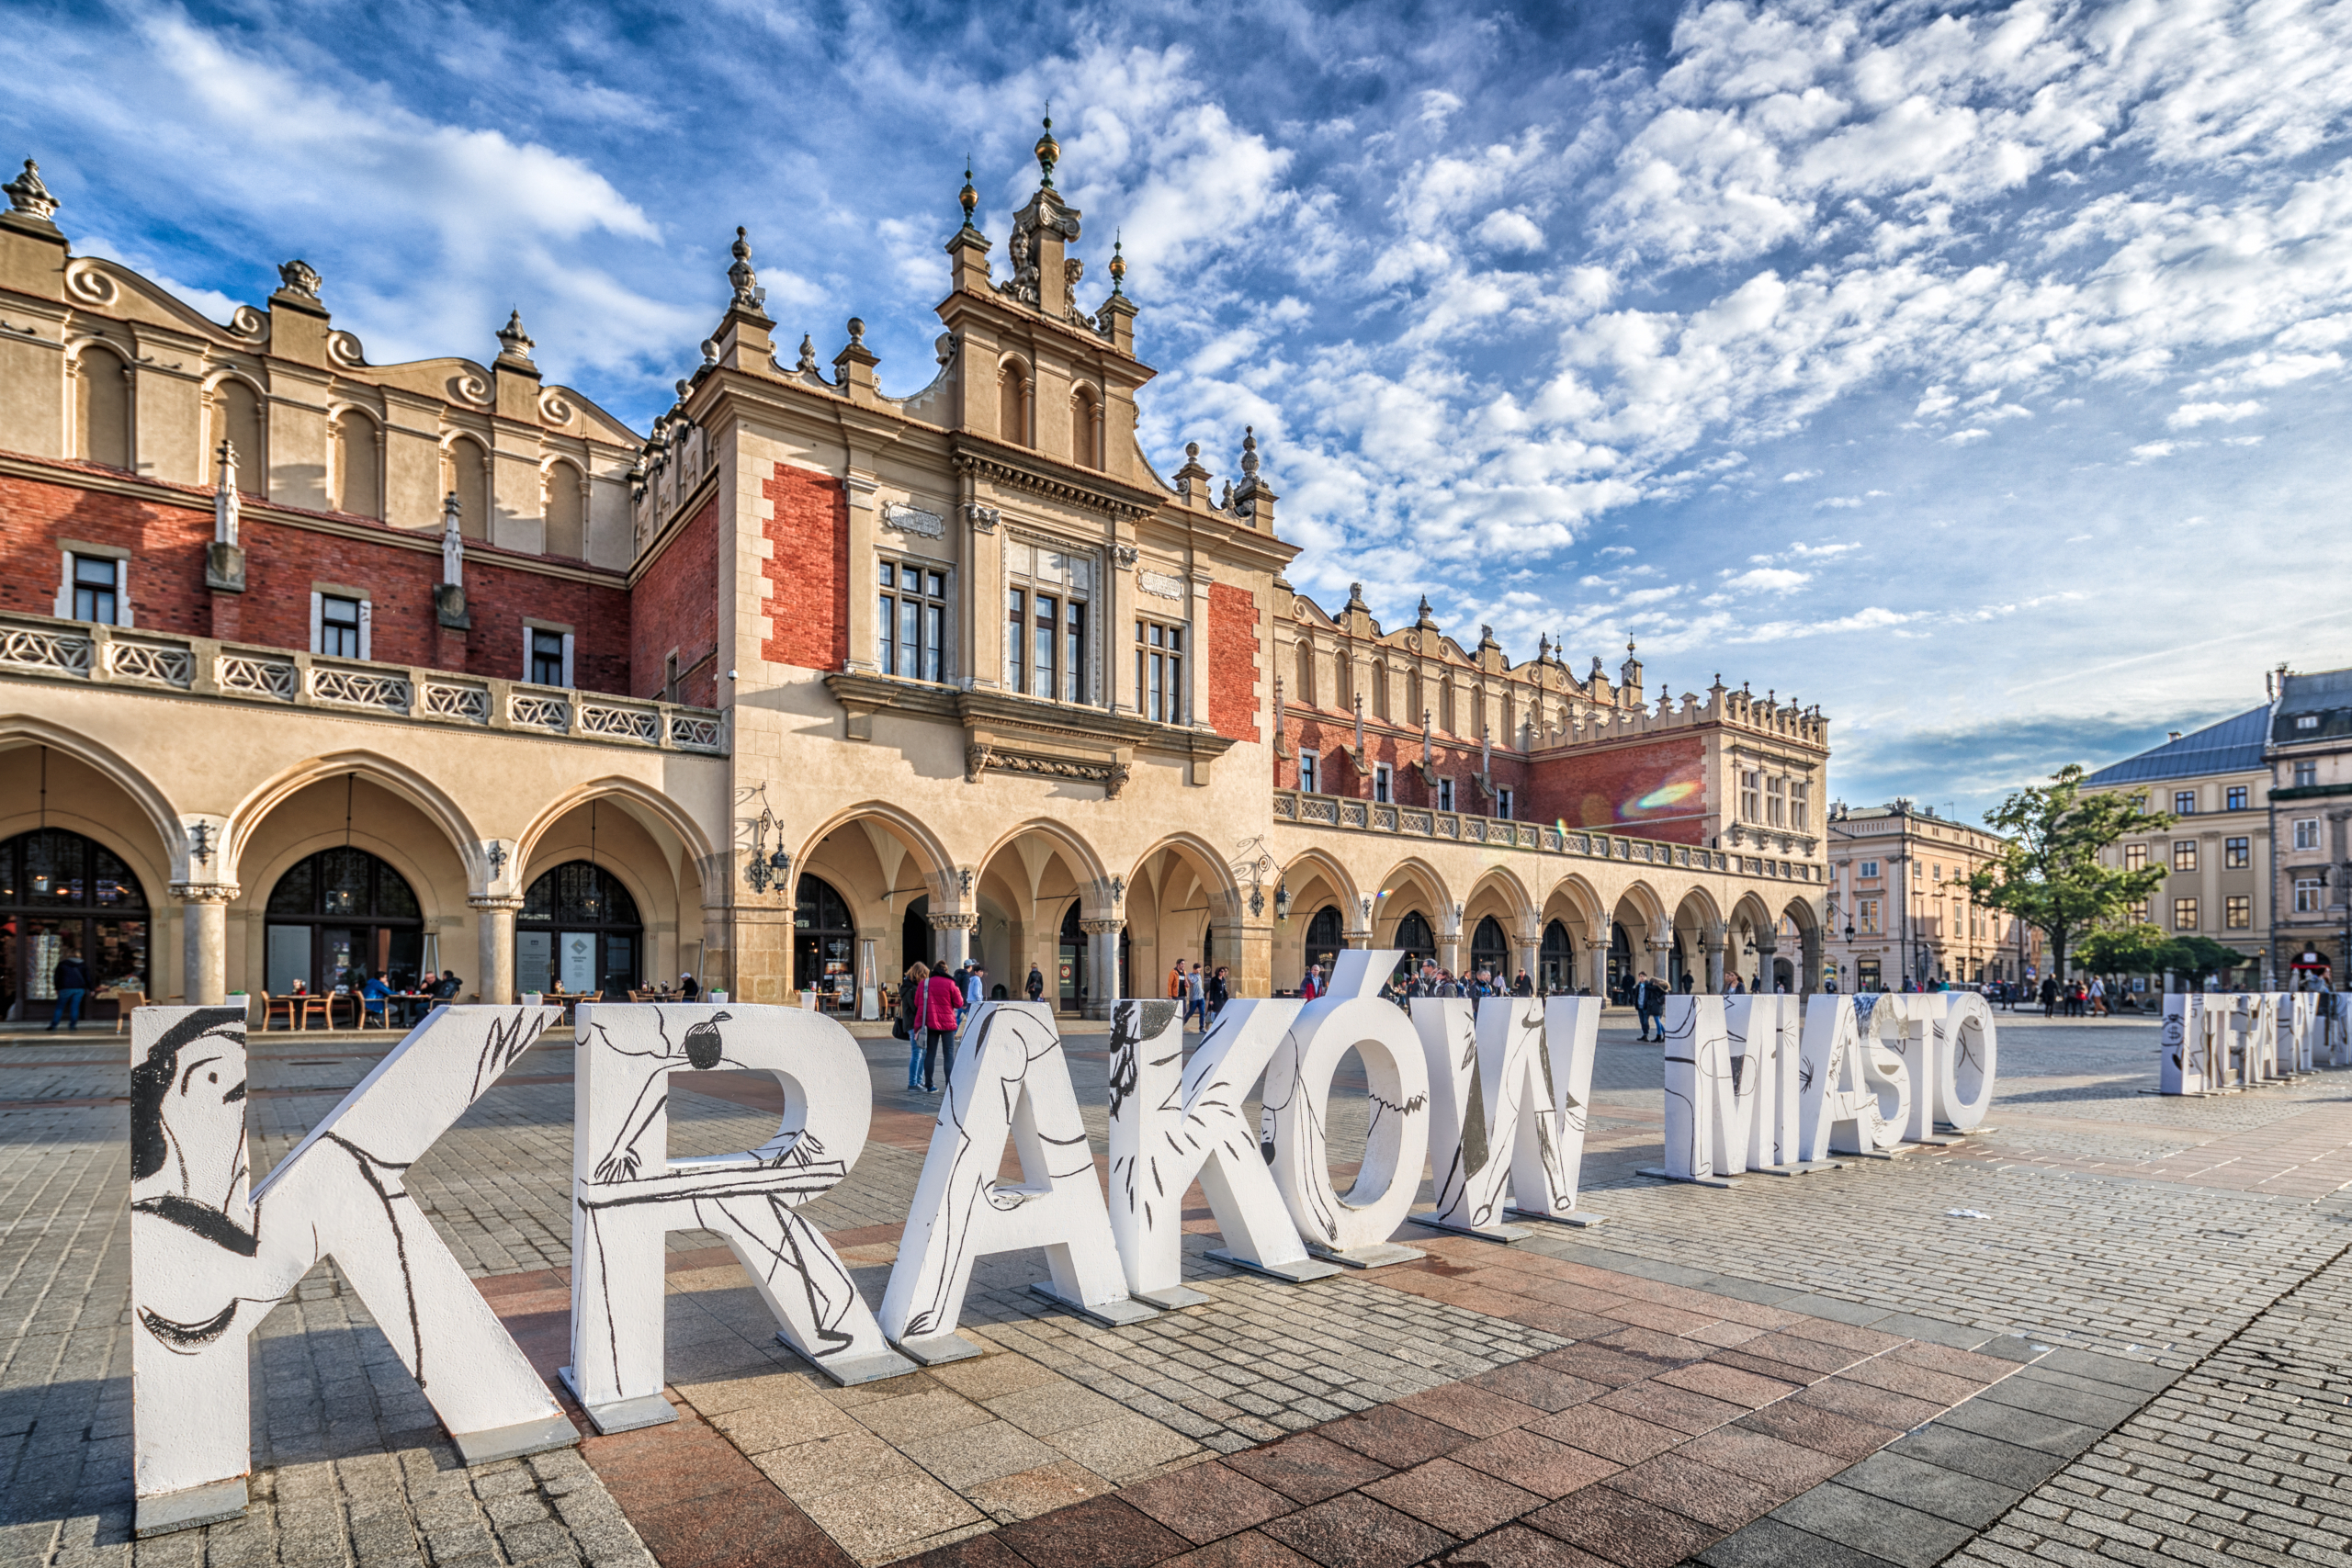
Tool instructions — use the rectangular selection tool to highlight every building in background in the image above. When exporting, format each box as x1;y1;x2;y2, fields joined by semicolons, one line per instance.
1825;802;2036;991
2084;707;2273;989
2266;667;2352;984
0;137;1833;1021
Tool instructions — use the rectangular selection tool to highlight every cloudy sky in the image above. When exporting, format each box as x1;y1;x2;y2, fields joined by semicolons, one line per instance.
9;0;2350;816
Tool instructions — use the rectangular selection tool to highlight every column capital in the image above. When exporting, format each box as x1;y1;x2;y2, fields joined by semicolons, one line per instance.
927;911;979;931
1078;918;1123;936
469;895;525;912
169;882;242;904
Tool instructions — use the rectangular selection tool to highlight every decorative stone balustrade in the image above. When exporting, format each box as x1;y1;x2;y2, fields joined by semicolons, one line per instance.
1272;788;1823;882
0;610;728;755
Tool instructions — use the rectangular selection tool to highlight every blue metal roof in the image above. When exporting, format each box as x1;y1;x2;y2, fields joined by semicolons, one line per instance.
2084;706;2270;786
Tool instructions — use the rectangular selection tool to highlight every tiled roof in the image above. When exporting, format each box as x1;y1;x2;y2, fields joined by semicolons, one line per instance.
2085;706;2269;786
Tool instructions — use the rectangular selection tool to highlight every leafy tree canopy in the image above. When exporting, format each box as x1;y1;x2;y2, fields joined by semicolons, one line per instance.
2154;935;2253;987
2076;920;2167;979
1965;763;2173;979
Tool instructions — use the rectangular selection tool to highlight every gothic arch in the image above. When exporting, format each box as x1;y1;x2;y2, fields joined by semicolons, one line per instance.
226;752;481;890
0;718;184;872
515;778;717;878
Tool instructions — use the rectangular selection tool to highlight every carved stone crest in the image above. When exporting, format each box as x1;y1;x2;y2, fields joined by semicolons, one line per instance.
882;502;944;539
277;259;322;299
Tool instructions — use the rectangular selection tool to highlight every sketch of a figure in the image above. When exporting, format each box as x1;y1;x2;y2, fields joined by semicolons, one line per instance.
131;1005;571;1525
880;1002;1134;1348
567;1005;904;1416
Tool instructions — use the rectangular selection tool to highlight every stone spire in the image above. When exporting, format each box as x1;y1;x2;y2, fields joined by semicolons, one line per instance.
727;227;763;311
494;309;536;368
1035;110;1060;189
441;492;465;587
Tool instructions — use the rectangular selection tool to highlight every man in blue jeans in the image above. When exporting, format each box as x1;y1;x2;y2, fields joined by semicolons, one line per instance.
1632;972;1664;1043
49;953;90;1031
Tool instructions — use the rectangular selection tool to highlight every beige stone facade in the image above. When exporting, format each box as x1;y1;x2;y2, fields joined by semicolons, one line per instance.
1826;803;2038;990
0;141;1831;1021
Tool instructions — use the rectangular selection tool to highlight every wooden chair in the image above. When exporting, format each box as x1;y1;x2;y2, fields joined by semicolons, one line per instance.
295;992;331;1031
263;991;300;1032
357;995;388;1029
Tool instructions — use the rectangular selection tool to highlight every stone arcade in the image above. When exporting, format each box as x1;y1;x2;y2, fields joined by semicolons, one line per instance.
0;132;1827;1028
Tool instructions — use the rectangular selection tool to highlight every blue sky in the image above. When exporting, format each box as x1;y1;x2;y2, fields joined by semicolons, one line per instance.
9;0;2352;818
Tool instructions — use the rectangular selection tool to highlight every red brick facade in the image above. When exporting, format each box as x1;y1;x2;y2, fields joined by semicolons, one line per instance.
630;494;720;705
1281;710;1710;842
760;464;849;671
0;463;630;691
1207;582;1261;743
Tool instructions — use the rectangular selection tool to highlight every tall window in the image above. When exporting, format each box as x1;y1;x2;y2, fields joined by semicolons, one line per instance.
1071;386;1102;468
530;628;568;687
2174;789;2198;815
1740;771;1761;820
2295;761;2318;788
1766;775;1786;826
1298;750;1318;795
2123;843;2147;870
266;847;424;996
1860;899;1882;934
2226;895;2251;930
881;558;949;682
74;344;131;468
70;556;119;625
1496;787;1513;819
1136;620;1185;723
319;595;363;659
1374;764;1392;804
1295;641;1316;707
2226;785;2248;811
1438;778;1453;811
1005;543;1091;701
1304;906;1344;979
998;359;1032;446
0;829;151;1021
446;435;490;541
2172;840;2198;874
2173;897;2199;931
2295;818;2322;851
332;410;381;520
2296;877;2324;914
2225;837;2250;868
1792;781;1810;830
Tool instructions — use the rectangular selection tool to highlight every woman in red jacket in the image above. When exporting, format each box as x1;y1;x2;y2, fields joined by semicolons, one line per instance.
919;964;966;1091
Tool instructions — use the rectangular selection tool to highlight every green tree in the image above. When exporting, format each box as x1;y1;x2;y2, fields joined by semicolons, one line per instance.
2155;935;2253;988
2076;920;2166;983
1966;764;2174;980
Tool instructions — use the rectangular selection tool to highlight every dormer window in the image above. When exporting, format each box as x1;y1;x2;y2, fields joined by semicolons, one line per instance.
2297;714;2321;729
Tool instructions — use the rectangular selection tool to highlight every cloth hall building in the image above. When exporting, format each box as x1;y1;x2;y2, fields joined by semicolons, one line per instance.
0;139;1832;1024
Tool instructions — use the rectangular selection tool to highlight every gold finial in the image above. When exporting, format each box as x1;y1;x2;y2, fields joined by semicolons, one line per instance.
958;157;977;224
1108;231;1125;294
1035;107;1060;188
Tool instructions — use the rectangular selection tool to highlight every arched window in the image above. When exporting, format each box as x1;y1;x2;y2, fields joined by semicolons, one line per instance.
1470;915;1509;980
211;378;265;495
1392;909;1433;966
544;458;585;558
1372;663;1390;722
999;360;1031;446
74;344;130;469
1;829;150;1022
332;409;381;519
1071;386;1102;469
1609;921;1633;1000
1408;669;1423;728
1058;901;1087;1011
1540;919;1574;994
1295;641;1315;708
794;874;854;1007
446;435;490;541
1304;904;1344;982
266;847;424;997
517;861;642;995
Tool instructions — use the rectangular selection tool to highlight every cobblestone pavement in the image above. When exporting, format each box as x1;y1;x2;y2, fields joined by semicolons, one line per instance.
4;1012;2350;1566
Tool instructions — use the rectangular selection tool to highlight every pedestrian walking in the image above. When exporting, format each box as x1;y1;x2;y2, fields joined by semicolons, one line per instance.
897;963;928;1089
918;964;964;1091
1025;964;1045;1002
48;953;89;1032
1632;972;1664;1042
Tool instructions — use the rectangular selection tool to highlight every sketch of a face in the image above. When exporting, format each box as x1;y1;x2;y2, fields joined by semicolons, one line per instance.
130;1009;249;1209
684;1012;731;1070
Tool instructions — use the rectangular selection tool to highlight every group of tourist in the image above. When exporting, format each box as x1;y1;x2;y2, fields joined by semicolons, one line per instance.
894;959;992;1092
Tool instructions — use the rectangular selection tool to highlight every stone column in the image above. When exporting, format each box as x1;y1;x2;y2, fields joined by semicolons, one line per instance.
1703;927;1725;994
1801;927;1824;994
700;901;732;998
1511;930;1539;989
1584;940;1611;997
1754;939;1776;992
170;882;239;1006
1081;918;1124;1019
471;896;522;1003
929;911;977;974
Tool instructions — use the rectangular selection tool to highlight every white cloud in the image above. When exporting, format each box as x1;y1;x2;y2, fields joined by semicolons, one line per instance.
1720;566;1811;592
2131;440;2180;459
2166;400;2265;428
1819;495;1863;508
1476;209;1544;254
1944;428;1991;446
2223;434;2266;446
1781;468;1819;482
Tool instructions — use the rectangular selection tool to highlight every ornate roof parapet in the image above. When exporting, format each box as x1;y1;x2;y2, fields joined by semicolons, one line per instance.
831;316;880;403
1227;426;1275;529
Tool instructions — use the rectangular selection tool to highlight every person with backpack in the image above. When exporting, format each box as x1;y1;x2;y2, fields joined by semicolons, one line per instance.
896;963;929;1089
1632;972;1664;1042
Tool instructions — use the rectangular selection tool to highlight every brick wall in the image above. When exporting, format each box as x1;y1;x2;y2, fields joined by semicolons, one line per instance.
630;494;719;705
0;465;630;692
1279;707;1710;842
1207;581;1261;743
761;464;848;671
1519;734;1709;842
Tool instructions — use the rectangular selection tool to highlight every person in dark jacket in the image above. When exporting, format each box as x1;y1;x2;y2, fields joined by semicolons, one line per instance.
49;953;90;1031
899;963;929;1089
1207;966;1229;1018
1632;973;1665;1043
1025;964;1045;1002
